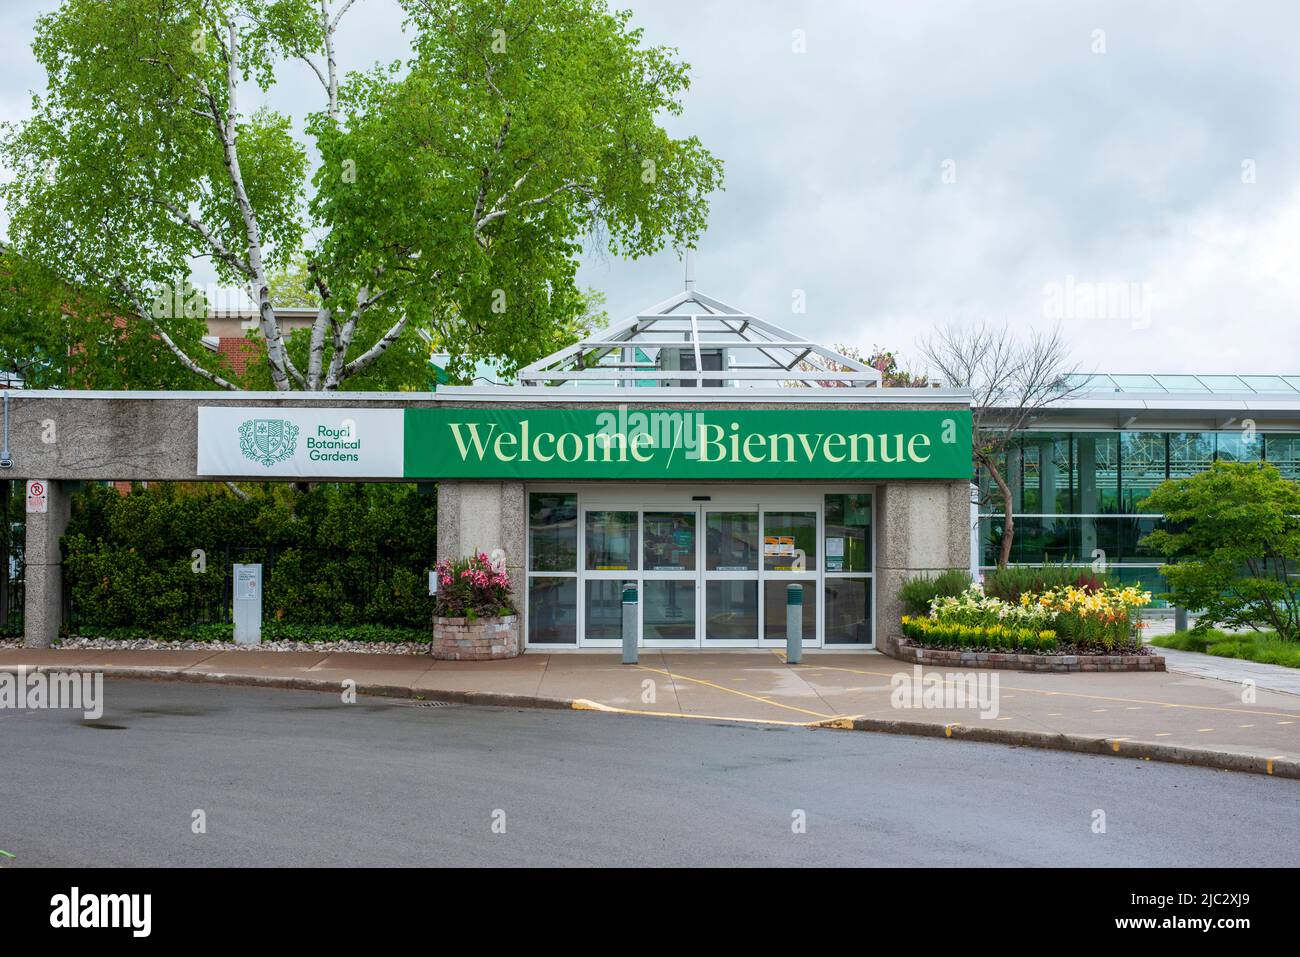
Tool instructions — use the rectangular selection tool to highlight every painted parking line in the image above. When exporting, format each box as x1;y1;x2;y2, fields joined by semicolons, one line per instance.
798;662;1300;720
635;665;834;720
570;699;816;727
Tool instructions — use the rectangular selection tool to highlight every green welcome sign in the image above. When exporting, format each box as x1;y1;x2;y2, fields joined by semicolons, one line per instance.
403;407;972;480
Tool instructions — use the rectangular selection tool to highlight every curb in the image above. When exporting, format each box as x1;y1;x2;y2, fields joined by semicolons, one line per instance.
3;664;577;713
811;714;1300;780
4;663;1296;780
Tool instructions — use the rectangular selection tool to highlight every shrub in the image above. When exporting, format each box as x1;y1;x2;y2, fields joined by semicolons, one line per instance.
983;563;1108;604
1139;461;1300;641
898;569;972;616
433;553;517;620
62;482;438;633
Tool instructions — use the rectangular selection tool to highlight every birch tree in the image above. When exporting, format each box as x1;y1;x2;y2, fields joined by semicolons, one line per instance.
1;0;723;390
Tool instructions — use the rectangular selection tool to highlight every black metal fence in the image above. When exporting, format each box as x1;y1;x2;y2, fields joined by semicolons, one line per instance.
0;480;23;636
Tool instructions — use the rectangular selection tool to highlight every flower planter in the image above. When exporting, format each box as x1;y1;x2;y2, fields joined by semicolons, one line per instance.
431;615;520;660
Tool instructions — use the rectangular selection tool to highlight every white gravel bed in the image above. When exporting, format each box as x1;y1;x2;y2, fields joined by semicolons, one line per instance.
0;636;428;655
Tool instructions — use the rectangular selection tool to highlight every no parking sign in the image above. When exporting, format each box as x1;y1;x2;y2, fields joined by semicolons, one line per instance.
25;480;48;514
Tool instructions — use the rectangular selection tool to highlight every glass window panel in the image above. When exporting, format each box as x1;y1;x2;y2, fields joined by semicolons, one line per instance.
584;580;624;640
1154;375;1210;393
1073;434;1119;512
706;511;759;570
977;449;1007;514
1109;374;1164;392
824;578;871;645
1169;432;1215;479
1008;517;1074;564
585;511;638;571
1196;375;1254;394
823;493;872;572
1241;375;1294;393
529;493;578;572
1120;432;1166;510
643;579;696;640
763;511;816;571
763;580;816;642
1018;442;1040;512
985;517;1170;564
642;511;696;571
705;580;758;640
1216;431;1262;463
528;577;576;645
1265;435;1300;481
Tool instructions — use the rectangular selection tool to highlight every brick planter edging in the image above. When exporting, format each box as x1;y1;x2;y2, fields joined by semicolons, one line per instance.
431;615;520;660
893;642;1165;673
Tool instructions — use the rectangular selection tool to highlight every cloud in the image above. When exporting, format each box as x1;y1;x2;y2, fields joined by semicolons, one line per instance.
1;0;1296;377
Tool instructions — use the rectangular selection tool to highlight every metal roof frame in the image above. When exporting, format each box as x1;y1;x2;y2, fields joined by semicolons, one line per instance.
516;257;882;389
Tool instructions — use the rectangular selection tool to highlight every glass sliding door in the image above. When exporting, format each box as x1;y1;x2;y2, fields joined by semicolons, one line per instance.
527;488;877;651
582;509;638;645
823;493;873;645
761;508;818;646
642;510;697;644
703;510;759;643
527;493;578;645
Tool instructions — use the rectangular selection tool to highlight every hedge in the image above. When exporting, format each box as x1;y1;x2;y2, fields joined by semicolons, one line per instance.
62;482;437;636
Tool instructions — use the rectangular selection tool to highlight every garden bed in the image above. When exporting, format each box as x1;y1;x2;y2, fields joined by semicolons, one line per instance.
894;640;1164;672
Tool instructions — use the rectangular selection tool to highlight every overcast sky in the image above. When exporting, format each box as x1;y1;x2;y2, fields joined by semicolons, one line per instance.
2;0;1297;378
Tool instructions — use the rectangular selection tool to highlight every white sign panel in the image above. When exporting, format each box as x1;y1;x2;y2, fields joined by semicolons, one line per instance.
197;407;404;478
25;479;48;514
236;566;260;599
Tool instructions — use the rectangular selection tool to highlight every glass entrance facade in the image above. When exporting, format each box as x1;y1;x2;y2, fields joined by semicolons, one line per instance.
977;429;1300;596
525;487;874;649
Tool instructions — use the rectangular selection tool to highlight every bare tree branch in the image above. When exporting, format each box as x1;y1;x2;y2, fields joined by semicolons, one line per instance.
919;321;1089;567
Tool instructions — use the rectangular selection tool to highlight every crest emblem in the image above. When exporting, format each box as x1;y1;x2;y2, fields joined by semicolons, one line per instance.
239;418;299;467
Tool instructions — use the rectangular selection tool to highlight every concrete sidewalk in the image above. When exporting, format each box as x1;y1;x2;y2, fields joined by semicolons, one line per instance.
3;647;1298;778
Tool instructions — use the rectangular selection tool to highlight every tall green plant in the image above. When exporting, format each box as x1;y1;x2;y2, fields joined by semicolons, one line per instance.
1140;461;1300;640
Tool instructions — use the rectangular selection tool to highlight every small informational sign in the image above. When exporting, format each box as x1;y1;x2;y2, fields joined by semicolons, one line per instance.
25;480;48;514
236;567;260;599
779;536;795;556
763;536;779;557
232;563;263;645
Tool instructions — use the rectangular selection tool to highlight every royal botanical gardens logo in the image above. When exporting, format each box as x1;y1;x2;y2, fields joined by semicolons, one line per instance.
239;418;299;467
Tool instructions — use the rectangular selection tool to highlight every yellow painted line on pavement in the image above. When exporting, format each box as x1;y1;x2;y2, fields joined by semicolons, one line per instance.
797;662;1300;720
635;665;834;720
570;699;815;728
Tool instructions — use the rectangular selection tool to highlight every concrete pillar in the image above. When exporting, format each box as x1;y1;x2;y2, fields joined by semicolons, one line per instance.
436;480;526;620
875;480;973;656
24;479;72;648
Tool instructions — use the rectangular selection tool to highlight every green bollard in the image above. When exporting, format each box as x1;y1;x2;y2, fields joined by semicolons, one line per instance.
622;581;638;664
786;582;803;664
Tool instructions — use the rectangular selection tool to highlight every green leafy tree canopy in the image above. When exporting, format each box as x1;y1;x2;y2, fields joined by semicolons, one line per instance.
1;0;723;391
1140;461;1300;640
